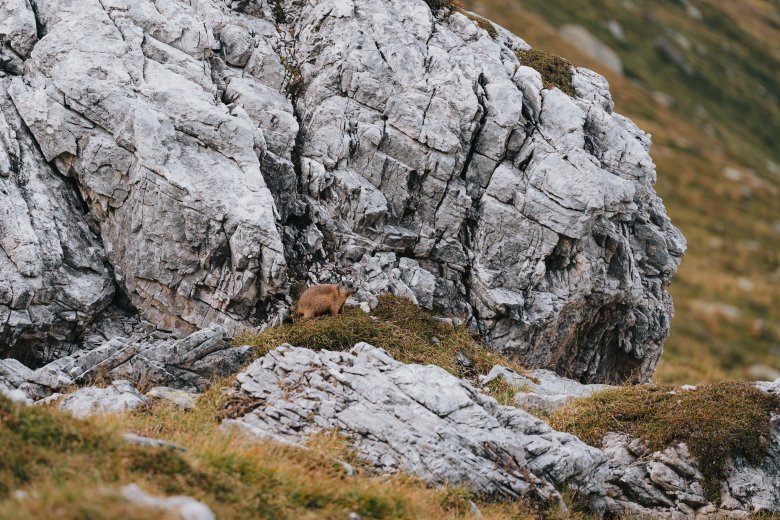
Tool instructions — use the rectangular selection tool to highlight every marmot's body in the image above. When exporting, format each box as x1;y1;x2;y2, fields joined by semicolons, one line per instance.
292;282;356;319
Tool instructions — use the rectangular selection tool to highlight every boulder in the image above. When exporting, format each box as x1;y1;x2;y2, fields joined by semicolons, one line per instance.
59;379;148;418
223;343;610;509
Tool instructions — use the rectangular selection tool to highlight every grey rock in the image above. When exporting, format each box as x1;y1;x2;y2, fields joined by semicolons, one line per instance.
59;379;148;418
1;0;683;386
482;366;612;412
223;343;610;509
122;432;186;452
120;484;215;520
146;386;200;409
0;82;115;364
560;25;623;75
17;326;251;395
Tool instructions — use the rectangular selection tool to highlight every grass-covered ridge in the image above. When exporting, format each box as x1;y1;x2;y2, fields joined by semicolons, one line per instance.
550;382;780;501
237;293;529;381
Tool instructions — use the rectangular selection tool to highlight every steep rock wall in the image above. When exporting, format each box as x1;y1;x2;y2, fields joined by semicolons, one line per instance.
0;0;684;382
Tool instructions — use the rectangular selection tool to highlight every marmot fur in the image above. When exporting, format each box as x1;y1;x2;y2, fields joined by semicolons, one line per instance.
292;281;357;319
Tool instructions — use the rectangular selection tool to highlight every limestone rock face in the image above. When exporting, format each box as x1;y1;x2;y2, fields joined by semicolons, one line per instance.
223;343;610;509
0;83;115;363
1;0;684;383
226;345;780;517
0;326;251;399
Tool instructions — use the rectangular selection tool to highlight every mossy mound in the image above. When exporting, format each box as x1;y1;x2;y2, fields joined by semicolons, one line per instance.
516;48;576;96
237;293;528;381
550;381;780;501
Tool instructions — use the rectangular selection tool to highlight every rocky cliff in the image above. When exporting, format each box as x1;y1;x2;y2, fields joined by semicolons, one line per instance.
0;0;684;384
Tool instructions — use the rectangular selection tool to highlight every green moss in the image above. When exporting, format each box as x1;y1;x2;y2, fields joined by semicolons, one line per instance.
551;382;780;501
515;48;575;96
269;0;285;25
237;293;529;380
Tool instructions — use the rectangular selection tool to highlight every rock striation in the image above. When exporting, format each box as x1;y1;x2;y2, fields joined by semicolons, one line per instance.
0;0;684;384
223;343;610;509
0;326;250;400
224;344;780;517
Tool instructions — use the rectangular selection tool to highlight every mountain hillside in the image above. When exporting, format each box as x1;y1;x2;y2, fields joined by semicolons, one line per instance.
465;0;780;383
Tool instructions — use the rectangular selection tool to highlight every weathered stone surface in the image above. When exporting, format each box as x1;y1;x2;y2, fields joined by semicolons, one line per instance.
146;386;200;409
223;343;610;508
120;484;215;520
225;345;780;517
0;0;683;384
481;365;612;413
59;379;148;418
0;82;115;364
7;0;287;338
2;326;252;400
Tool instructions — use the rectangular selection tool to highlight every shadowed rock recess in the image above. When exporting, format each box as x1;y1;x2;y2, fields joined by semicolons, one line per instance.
0;0;684;382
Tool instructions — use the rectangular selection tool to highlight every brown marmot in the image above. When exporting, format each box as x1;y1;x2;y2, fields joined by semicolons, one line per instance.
291;281;357;319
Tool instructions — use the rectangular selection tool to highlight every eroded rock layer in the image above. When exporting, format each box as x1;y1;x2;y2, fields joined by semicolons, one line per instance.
0;0;684;382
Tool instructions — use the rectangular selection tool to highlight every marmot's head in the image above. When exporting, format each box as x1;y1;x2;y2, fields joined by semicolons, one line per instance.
338;280;357;295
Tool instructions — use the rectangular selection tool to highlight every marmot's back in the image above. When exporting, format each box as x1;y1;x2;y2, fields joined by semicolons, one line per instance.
293;284;353;319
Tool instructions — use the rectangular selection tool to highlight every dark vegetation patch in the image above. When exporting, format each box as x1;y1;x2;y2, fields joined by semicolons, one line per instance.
423;0;455;13
516;48;575;96
550;382;780;502
237;293;529;380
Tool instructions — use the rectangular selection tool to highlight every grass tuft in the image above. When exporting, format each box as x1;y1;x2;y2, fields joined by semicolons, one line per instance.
550;381;780;502
485;376;517;406
236;293;528;380
516;48;575;96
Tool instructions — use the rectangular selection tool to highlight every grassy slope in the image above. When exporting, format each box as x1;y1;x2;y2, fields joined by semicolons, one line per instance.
464;0;780;383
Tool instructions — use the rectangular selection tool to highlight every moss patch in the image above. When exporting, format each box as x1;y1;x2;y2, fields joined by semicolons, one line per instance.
237;293;528;380
550;382;780;501
516;48;575;96
424;0;455;12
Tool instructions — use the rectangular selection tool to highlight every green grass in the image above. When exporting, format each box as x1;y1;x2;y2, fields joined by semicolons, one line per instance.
550;382;780;501
237;293;529;381
515;49;575;96
485;376;518;406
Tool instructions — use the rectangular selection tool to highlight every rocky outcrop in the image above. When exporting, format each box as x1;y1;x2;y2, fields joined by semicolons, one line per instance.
223;343;610;509
0;84;115;364
120;484;215;520
1;0;683;383
0;326;251;399
59;379;148;418
224;344;780;517
482;365;612;413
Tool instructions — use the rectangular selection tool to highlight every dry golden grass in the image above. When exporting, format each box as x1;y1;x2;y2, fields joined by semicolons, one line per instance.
0;387;565;520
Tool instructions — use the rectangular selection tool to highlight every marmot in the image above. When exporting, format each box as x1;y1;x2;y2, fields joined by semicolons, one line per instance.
291;281;357;319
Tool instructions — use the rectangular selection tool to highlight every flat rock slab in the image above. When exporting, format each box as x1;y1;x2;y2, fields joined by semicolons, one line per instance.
223;343;609;508
59;380;148;418
482;365;612;413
